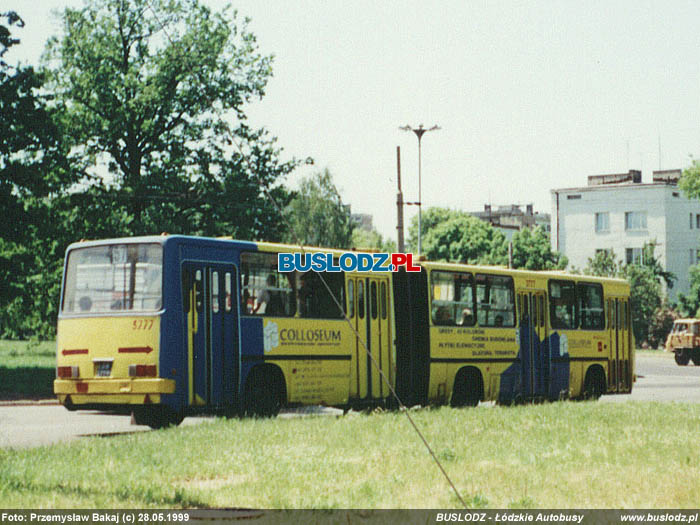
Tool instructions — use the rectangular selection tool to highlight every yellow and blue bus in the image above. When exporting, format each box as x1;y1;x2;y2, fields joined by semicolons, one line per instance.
54;235;633;427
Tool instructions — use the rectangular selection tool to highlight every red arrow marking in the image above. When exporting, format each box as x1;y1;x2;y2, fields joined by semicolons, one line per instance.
62;349;88;355
118;346;153;354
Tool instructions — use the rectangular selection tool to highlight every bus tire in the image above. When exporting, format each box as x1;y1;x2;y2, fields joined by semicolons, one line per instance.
132;406;184;429
450;367;483;408
690;350;700;366
582;366;605;400
243;366;286;418
675;349;690;366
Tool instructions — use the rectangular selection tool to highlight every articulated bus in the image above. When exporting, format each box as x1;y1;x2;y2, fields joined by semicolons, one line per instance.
54;235;634;428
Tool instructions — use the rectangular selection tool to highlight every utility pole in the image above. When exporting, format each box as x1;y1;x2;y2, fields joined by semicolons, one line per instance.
396;146;405;253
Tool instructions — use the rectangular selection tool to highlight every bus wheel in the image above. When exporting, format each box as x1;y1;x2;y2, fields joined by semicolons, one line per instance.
244;367;285;418
690;350;700;366
451;368;483;408
582;367;605;400
133;406;184;429
675;350;690;366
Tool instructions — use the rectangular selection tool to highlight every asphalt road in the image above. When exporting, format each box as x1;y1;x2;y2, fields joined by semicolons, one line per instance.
1;353;699;449
602;351;700;403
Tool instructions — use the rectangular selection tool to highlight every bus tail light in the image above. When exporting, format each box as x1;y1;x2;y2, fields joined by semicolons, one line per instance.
129;365;157;377
57;366;79;378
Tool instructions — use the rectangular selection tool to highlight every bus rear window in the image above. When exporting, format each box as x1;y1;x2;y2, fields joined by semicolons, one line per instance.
62;244;163;313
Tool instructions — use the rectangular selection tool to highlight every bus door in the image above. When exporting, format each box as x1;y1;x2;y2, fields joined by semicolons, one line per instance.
182;263;239;407
368;277;391;399
607;298;620;392
349;276;392;401
519;291;549;398
621;300;631;390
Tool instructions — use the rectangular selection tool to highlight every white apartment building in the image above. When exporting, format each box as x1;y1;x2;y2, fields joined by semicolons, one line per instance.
551;169;700;301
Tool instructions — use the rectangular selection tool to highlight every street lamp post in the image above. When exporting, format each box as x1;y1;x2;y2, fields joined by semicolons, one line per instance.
400;124;439;257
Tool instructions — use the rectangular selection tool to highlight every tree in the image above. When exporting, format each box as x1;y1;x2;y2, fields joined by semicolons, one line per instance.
584;250;622;278
648;301;680;349
44;0;298;240
0;11;76;338
351;227;396;253
284;169;355;249
510;226;567;271
621;263;662;344
584;247;668;345
679;158;700;200
677;264;700;317
411;208;507;264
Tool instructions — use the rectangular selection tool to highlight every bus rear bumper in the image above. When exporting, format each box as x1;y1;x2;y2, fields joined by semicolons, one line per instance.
54;378;175;405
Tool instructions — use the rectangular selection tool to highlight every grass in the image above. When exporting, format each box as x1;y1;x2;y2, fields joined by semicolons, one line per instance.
0;340;55;399
2;401;700;508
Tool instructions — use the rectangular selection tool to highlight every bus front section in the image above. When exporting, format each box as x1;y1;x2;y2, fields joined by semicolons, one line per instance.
54;241;180;428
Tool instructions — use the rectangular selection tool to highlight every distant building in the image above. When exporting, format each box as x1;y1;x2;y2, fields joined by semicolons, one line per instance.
351;213;373;232
551;169;700;300
469;204;551;241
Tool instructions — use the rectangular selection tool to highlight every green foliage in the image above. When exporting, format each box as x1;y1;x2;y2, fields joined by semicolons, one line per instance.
3;403;700;507
510;226;567;270
43;0;297;240
621;264;662;344
679;158;700;201
584;246;669;344
351;227;396;252
0;338;56;398
284;169;354;249
648;302;680;350
584;250;622;278
677;264;700;318
410;208;566;270
0;2;305;339
0;12;77;339
410;207;507;264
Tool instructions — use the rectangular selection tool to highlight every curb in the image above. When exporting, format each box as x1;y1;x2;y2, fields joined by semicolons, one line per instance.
0;398;59;407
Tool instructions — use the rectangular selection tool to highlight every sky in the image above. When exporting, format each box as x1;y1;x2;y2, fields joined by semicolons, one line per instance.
5;0;700;241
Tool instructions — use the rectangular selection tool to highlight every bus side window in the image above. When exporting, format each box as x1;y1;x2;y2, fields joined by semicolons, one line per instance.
475;274;515;327
241;252;296;317
549;279;576;330
430;270;474;327
182;270;190;313
195;270;203;312
296;270;345;319
380;281;387;320
578;283;604;330
538;295;545;327
225;272;232;313
370;281;378;320
348;280;355;318
211;271;220;313
358;281;365;319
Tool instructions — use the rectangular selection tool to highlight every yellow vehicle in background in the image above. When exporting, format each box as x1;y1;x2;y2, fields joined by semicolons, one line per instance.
665;319;700;366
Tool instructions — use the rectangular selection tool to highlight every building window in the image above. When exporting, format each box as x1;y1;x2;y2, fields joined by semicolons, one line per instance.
594;212;609;233
625;211;647;231
567;194;582;200
691;249;700;266
692;213;694;230
696;215;700;229
626;248;643;265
